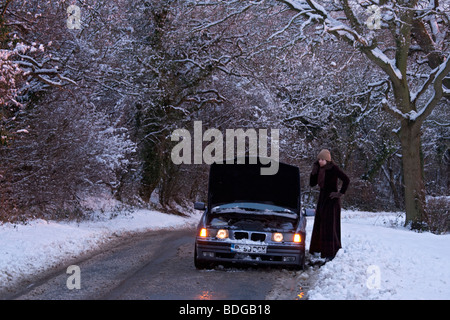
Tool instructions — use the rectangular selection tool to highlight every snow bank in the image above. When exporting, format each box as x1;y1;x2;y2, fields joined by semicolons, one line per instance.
0;209;200;291
306;210;450;300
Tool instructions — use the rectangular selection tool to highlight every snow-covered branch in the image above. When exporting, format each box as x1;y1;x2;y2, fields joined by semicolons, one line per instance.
13;54;76;89
267;11;305;41
277;0;409;85
380;97;407;121
413;56;450;124
411;59;445;105
425;119;450;127
192;3;253;32
279;0;371;47
443;86;450;97
363;47;404;84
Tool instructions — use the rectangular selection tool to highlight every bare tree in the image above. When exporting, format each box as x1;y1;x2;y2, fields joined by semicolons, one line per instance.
192;0;449;227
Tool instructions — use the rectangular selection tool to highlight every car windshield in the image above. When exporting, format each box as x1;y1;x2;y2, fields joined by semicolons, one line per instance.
211;202;297;219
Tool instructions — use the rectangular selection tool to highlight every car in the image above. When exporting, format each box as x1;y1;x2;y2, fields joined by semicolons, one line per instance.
194;157;307;270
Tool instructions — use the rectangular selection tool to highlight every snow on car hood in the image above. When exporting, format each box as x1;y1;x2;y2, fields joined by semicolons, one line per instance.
207;158;301;214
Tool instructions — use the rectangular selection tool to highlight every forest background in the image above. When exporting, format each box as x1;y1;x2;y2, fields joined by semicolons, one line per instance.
0;0;448;233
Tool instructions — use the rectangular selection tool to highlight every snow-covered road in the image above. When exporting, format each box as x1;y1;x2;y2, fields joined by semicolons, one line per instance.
1;209;449;299
0;209;200;296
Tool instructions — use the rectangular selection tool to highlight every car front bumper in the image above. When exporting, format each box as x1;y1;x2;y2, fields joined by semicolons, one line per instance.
195;238;305;267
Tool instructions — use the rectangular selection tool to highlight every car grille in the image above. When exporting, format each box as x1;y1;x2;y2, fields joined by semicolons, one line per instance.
233;231;266;242
251;233;266;241
234;232;248;240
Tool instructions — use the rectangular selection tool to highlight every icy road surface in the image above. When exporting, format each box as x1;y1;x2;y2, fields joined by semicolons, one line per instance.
3;228;305;300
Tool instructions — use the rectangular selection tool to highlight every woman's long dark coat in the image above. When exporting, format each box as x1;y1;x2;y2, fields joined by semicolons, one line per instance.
309;162;350;259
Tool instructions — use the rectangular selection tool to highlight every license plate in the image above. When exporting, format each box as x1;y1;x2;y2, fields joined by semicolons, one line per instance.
231;243;267;254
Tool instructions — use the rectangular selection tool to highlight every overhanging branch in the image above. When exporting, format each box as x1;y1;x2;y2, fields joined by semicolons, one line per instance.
415;56;450;124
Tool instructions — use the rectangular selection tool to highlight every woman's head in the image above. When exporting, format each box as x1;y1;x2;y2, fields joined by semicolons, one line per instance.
317;149;331;167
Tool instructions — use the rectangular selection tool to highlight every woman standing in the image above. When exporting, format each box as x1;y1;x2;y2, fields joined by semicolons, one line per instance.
309;149;350;261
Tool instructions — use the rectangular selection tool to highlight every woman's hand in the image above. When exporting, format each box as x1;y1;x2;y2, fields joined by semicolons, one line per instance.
329;192;342;199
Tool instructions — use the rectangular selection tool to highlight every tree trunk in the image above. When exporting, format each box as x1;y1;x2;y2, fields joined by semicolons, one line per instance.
398;120;427;227
382;159;401;209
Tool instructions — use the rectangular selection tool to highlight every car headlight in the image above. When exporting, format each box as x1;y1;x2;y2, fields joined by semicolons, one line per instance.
272;232;283;242
216;229;229;239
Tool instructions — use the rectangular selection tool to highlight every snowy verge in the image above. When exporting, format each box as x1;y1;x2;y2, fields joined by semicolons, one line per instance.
306;210;450;300
0;209;201;291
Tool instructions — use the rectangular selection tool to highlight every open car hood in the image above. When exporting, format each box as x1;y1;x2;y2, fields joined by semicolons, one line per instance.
207;158;301;215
